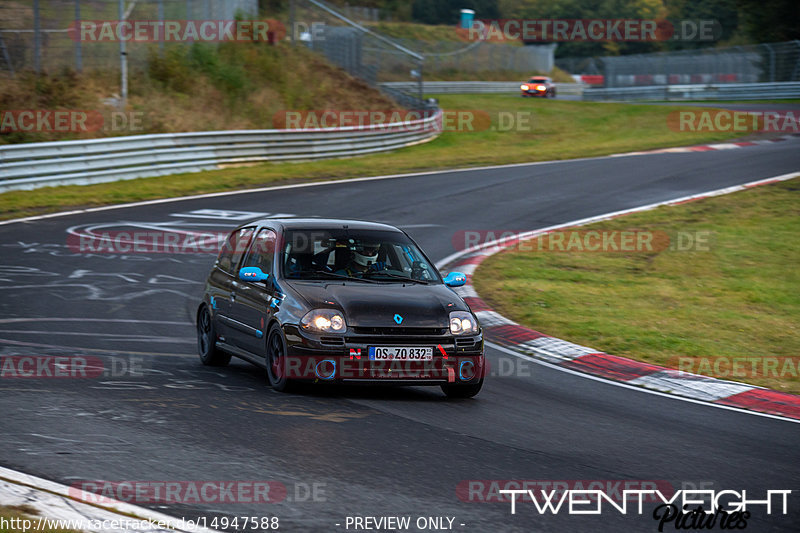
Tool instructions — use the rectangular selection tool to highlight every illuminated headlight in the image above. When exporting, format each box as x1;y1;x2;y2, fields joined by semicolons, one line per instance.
536;85;546;91
301;309;346;333
449;311;478;335
520;84;530;91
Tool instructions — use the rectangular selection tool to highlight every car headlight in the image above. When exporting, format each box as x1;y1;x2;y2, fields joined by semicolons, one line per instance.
449;311;478;335
301;309;346;333
520;84;530;91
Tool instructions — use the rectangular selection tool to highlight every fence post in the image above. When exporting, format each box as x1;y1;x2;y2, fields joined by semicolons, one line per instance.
769;44;776;82
289;0;295;46
186;0;192;20
417;58;423;105
0;33;14;77
74;0;82;71
119;0;128;107
158;0;165;54
33;0;41;73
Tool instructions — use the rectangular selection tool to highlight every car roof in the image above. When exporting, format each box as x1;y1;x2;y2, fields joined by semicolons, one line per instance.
249;218;404;233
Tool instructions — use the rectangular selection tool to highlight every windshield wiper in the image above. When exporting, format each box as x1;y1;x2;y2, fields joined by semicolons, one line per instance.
301;270;378;283
364;271;430;284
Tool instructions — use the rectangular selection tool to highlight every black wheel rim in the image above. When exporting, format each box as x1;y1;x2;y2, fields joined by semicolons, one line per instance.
198;308;211;356
268;331;284;383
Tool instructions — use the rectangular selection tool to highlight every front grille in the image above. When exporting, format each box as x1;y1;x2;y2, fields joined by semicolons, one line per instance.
455;338;476;348
351;327;448;336
345;336;446;345
320;336;345;346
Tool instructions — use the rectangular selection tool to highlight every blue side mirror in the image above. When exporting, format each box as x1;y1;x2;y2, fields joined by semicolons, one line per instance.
443;272;467;287
239;267;269;282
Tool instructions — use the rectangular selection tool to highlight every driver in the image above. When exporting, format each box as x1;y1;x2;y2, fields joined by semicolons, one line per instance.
337;242;383;277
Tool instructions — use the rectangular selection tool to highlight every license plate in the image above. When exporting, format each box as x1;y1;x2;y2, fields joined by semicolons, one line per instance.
368;346;433;361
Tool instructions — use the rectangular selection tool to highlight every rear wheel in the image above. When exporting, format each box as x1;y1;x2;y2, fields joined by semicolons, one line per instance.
197;305;231;367
266;324;295;392
441;378;483;398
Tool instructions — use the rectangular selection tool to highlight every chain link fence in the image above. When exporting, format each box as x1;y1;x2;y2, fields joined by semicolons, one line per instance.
0;0;258;75
396;40;555;77
557;41;800;88
291;0;429;108
0;0;434;110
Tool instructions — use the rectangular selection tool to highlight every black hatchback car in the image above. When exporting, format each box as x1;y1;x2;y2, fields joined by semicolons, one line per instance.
197;218;484;398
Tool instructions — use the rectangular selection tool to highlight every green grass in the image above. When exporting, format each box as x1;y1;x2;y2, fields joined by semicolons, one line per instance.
0;505;80;533
0;95;749;220
473;178;800;394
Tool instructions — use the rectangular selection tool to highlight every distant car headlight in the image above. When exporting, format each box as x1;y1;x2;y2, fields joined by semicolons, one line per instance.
520;84;530;91
536;85;546;91
449;311;478;335
301;309;346;333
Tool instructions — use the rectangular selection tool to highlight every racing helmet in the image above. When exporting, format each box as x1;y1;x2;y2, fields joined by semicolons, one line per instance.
352;241;380;267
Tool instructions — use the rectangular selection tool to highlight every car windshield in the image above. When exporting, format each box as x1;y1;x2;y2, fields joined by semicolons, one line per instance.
281;229;440;283
529;78;548;83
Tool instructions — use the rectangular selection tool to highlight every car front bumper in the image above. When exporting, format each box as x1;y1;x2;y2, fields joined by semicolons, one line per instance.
282;325;485;384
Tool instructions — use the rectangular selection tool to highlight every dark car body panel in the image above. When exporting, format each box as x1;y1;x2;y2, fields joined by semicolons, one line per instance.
199;218;485;386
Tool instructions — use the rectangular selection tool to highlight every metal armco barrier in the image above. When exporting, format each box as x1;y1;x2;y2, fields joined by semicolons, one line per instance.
381;81;585;97
0;111;442;192
582;82;800;101
382;80;800;101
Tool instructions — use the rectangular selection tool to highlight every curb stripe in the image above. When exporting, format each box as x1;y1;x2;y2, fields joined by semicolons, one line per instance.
716;389;800;419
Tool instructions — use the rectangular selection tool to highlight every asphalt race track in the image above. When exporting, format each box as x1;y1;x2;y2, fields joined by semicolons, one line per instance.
1;139;799;532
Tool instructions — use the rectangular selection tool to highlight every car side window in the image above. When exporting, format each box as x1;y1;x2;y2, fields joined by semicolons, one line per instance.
216;227;255;274
241;228;277;276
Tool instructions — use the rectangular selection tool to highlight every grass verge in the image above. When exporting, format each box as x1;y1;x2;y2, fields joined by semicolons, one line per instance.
1;95;750;221
472;178;800;394
0;505;80;533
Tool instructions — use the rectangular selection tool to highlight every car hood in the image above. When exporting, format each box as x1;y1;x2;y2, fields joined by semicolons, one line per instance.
285;281;467;328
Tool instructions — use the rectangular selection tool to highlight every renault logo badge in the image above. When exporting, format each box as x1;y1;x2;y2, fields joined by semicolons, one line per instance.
393;314;403;325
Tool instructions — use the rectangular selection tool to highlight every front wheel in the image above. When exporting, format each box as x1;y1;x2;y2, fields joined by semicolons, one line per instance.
441;378;483;398
197;305;231;367
266;324;295;392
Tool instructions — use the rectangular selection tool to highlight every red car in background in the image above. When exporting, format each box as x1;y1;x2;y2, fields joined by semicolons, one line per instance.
520;76;556;98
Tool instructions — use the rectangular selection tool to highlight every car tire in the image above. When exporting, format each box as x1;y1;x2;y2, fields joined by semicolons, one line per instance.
197;305;231;367
266;323;295;392
441;378;483;399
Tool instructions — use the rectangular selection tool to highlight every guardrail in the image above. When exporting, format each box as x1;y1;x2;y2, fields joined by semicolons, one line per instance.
0;111;443;192
380;81;586;97
583;82;800;101
382;80;800;102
